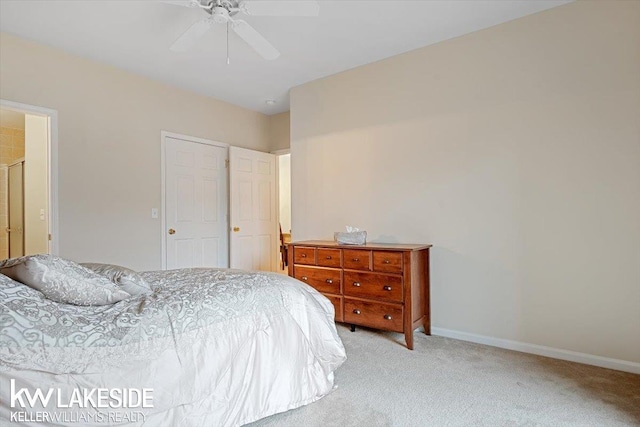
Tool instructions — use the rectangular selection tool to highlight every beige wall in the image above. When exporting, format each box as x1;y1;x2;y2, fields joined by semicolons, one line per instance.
24;114;48;255
268;111;290;152
0;32;272;270
290;1;640;364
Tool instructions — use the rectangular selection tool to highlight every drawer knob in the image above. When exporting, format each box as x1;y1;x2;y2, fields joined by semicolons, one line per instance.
353;282;361;287
383;259;391;264
301;254;307;258
326;279;333;284
384;314;393;320
301;276;308;281
352;258;360;262
383;285;392;291
353;309;361;315
326;256;332;259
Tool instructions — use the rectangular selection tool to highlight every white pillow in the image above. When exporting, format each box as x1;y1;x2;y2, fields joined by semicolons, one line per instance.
81;263;152;296
0;255;130;306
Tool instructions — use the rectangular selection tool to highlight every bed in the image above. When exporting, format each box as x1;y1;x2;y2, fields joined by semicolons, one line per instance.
0;255;346;426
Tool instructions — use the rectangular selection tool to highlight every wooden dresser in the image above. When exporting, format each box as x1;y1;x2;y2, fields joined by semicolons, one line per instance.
288;240;431;349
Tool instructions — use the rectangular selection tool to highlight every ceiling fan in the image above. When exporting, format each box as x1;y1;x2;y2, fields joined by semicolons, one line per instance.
163;0;320;60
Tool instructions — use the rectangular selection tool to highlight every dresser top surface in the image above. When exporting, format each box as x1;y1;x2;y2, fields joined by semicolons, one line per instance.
289;240;432;251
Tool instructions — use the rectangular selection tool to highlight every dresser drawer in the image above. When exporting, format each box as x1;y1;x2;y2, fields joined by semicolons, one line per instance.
324;294;344;322
343;271;403;303
373;251;403;274
295;266;341;294
317;248;342;268
344;298;403;332
343;249;371;271
294;246;316;265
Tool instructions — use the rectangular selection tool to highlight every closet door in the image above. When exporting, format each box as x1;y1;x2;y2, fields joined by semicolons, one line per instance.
165;137;228;269
229;147;277;271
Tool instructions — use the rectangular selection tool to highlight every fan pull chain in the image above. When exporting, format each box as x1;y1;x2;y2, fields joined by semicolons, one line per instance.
226;21;230;65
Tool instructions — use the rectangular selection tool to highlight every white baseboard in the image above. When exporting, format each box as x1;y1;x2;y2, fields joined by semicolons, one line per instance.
431;327;640;375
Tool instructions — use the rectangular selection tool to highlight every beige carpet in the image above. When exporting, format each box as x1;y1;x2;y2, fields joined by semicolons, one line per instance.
249;324;640;427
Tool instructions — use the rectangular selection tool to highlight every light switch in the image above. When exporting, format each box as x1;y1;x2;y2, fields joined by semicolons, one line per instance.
151;208;159;219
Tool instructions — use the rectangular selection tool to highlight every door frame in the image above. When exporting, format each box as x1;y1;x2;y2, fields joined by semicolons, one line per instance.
0;99;59;255
160;131;229;270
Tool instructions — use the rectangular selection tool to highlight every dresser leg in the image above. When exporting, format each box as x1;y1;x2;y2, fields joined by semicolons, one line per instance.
423;321;431;335
350;324;356;332
405;330;414;350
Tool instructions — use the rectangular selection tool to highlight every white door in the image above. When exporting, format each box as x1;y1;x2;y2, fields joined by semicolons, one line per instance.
229;147;277;271
165;137;228;269
8;162;24;258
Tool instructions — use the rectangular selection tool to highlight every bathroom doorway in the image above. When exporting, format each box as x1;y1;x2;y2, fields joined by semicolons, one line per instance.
0;102;58;259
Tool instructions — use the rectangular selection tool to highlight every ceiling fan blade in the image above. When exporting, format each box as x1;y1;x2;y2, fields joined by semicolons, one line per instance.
161;0;201;8
240;1;319;17
232;19;280;60
170;18;214;51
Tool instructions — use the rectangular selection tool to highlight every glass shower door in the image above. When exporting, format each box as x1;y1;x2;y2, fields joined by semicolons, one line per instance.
8;161;24;257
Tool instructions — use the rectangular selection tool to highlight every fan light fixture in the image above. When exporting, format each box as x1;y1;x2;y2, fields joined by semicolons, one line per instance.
212;6;231;23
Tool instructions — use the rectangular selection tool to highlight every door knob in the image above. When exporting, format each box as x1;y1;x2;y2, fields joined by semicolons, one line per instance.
233;227;240;232
168;229;176;235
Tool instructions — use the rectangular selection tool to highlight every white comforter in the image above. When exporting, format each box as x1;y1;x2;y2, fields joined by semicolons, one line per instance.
0;269;346;426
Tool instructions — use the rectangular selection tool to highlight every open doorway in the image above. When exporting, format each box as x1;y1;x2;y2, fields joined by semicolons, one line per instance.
0;101;58;260
276;152;291;273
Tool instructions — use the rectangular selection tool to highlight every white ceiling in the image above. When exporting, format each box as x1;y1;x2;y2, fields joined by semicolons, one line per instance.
0;0;570;115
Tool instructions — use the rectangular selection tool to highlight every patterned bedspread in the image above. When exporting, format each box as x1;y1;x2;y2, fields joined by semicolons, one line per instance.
0;268;346;426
